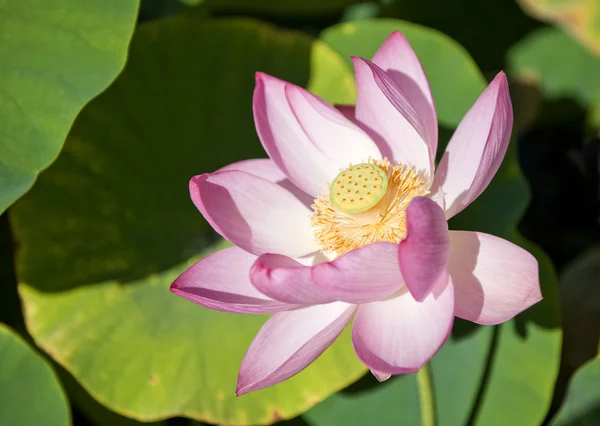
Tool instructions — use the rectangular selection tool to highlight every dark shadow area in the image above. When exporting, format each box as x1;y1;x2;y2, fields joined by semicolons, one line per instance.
340;369;382;394
518;100;599;271
339;370;414;397
518;96;600;423
544;248;600;424
272;416;311;426
0;212;24;331
513;315;529;339
383;0;540;72
450;317;480;341
555;405;600;426
175;0;344;37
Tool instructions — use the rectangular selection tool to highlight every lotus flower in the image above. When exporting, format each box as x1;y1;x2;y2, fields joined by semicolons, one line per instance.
171;31;542;395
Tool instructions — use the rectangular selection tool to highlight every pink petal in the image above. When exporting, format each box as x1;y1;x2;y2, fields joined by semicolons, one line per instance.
399;197;450;302
170;247;298;314
219;158;314;207
254;72;381;197
190;170;319;257
353;57;432;179
432;72;513;218
312;242;404;303
449;231;542;325
251;243;405;305
371;369;392;382
236;302;356;395
250;253;335;305
372;31;438;166
285;84;381;161
352;274;454;374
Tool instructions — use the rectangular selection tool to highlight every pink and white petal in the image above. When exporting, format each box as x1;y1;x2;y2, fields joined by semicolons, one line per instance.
312;242;404;304
399;197;450;302
449;231;542;325
190;170;319;257
432;72;513;219
219;158;314;207
254;73;380;197
285;84;381;162
170;247;297;314
219;158;287;182
353;57;432;179
371;369;392;382
352;274;454;374
250;253;335;305
236;302;356;395
372;31;438;162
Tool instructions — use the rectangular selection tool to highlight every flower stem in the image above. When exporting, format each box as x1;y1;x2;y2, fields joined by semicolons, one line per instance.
416;363;436;426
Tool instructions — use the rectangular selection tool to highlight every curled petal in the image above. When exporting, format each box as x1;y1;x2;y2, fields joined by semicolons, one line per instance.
236;302;356;395
372;31;438;164
313;242;404;304
433;72;513;218
353;57;432;179
254;72;381;197
399;197;450;302
250;253;334;305
352;273;454;374
171;247;298;314
252;243;404;305
190;170;319;257
449;231;542;325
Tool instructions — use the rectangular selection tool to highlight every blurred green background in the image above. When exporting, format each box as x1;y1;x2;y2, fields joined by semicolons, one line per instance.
0;0;598;425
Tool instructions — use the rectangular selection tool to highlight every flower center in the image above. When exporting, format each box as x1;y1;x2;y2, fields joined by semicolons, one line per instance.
329;163;389;214
310;158;429;257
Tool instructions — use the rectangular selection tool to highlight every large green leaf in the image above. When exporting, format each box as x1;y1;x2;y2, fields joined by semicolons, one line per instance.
0;324;70;426
58;367;167;426
13;17;365;425
552;357;600;425
0;0;139;214
304;375;421;426
305;20;561;426
517;0;600;56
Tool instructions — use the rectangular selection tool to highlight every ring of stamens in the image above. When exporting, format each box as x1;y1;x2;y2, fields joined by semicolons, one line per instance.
311;158;429;257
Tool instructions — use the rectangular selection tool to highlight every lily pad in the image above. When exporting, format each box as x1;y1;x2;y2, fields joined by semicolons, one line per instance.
508;26;600;130
305;20;561;426
508;26;600;107
13;17;366;424
517;0;600;56
552;357;600;425
304;374;421;426
0;324;70;426
0;0;139;214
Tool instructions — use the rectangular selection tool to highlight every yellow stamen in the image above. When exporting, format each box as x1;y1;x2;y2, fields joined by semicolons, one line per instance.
311;158;428;257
